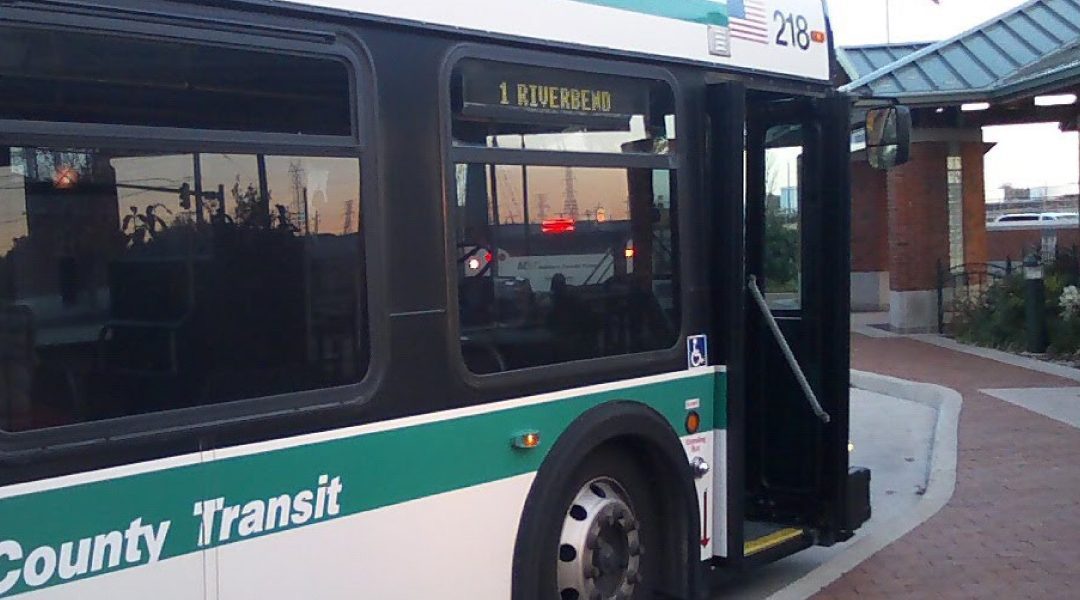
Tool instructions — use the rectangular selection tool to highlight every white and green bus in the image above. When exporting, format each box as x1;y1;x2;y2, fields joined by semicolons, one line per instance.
0;0;910;598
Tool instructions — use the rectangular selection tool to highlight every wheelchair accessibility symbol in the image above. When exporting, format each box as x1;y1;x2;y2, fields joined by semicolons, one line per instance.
687;335;708;369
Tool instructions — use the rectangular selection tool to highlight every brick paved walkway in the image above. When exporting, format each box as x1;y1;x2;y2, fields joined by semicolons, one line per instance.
815;334;1080;600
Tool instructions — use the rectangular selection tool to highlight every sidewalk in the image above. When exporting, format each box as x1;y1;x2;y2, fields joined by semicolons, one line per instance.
815;334;1080;599
713;385;938;600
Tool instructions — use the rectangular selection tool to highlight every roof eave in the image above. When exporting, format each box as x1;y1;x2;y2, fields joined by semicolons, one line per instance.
846;60;1080;107
994;62;1080;103
842;87;996;107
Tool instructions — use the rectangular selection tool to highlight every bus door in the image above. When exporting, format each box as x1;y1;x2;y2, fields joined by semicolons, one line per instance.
739;93;856;558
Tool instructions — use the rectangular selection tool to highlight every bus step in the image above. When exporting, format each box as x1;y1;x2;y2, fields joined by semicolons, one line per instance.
743;521;806;557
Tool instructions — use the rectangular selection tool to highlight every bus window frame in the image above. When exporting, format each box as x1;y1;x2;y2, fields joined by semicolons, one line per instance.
0;9;388;457
439;45;688;390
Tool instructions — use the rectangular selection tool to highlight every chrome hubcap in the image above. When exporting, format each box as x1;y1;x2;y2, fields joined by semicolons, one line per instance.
556;478;642;600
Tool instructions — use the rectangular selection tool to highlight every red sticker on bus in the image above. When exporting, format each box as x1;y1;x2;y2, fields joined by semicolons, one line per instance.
811;31;827;44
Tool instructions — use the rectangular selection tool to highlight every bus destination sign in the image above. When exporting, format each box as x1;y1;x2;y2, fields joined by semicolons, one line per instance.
458;61;650;127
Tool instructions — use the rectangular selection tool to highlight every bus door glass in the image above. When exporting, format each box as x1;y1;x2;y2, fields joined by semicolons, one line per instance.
762;124;804;311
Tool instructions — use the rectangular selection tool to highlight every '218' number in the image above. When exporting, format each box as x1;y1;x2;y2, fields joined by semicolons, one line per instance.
774;11;811;50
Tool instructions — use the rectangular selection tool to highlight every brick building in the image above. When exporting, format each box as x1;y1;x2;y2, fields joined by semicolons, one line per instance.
837;0;1080;331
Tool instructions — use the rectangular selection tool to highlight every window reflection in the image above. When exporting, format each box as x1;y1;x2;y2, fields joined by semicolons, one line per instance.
450;60;679;374
455;164;678;373
0;148;364;432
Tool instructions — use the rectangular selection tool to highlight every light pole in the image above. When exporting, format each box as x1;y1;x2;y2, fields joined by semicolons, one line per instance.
1025;252;1048;354
885;0;892;43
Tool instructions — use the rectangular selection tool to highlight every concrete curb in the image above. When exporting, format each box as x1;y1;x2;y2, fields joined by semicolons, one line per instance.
766;371;963;600
849;322;899;339
909;334;1080;384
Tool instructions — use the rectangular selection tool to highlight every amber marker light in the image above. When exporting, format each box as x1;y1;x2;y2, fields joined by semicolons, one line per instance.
512;430;541;450
685;411;701;435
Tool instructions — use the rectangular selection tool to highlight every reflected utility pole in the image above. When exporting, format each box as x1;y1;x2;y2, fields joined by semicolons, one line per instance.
193;153;204;225
289;161;309;235
257;155;270;228
343;199;354;234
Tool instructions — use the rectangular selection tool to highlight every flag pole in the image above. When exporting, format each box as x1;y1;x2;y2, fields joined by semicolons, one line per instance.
885;0;892;43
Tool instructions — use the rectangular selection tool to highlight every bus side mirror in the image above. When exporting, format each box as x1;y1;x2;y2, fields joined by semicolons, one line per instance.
865;105;911;170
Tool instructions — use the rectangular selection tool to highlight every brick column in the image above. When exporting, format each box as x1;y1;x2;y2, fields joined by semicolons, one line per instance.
961;141;988;265
887;141;950;332
851;160;889;311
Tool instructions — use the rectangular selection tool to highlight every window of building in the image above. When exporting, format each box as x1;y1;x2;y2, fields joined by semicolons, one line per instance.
450;59;679;374
0;148;366;432
0;25;353;136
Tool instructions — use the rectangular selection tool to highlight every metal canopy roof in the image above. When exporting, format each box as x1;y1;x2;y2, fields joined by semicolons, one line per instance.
841;0;1080;105
836;43;930;83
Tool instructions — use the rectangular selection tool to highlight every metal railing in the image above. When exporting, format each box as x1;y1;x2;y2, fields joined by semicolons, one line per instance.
936;261;1009;334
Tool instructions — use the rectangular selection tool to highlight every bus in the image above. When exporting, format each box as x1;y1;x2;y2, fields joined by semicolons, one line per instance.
0;1;910;598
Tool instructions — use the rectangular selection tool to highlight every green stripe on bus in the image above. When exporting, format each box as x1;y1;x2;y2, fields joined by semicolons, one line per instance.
0;371;725;597
572;0;730;27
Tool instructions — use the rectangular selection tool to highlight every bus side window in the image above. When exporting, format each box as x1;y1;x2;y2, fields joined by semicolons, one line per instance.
448;59;680;374
0;25;367;433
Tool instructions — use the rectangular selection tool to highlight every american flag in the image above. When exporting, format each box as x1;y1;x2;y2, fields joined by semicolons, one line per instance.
728;0;770;44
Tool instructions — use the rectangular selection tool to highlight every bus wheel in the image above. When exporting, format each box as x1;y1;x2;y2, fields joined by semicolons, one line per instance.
553;451;656;600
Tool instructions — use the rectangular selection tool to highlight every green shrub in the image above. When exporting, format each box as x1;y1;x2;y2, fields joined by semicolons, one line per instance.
1051;283;1080;357
1048;315;1080;357
949;273;1026;351
949;258;1080;357
764;207;799;293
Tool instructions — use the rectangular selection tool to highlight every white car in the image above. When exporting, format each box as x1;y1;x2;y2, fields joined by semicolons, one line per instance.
995;212;1079;223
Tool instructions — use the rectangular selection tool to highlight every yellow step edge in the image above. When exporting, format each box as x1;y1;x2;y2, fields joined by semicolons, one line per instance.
743;527;805;556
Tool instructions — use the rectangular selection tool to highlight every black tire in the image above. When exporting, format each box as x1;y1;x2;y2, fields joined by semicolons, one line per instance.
534;445;661;600
512;403;698;600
